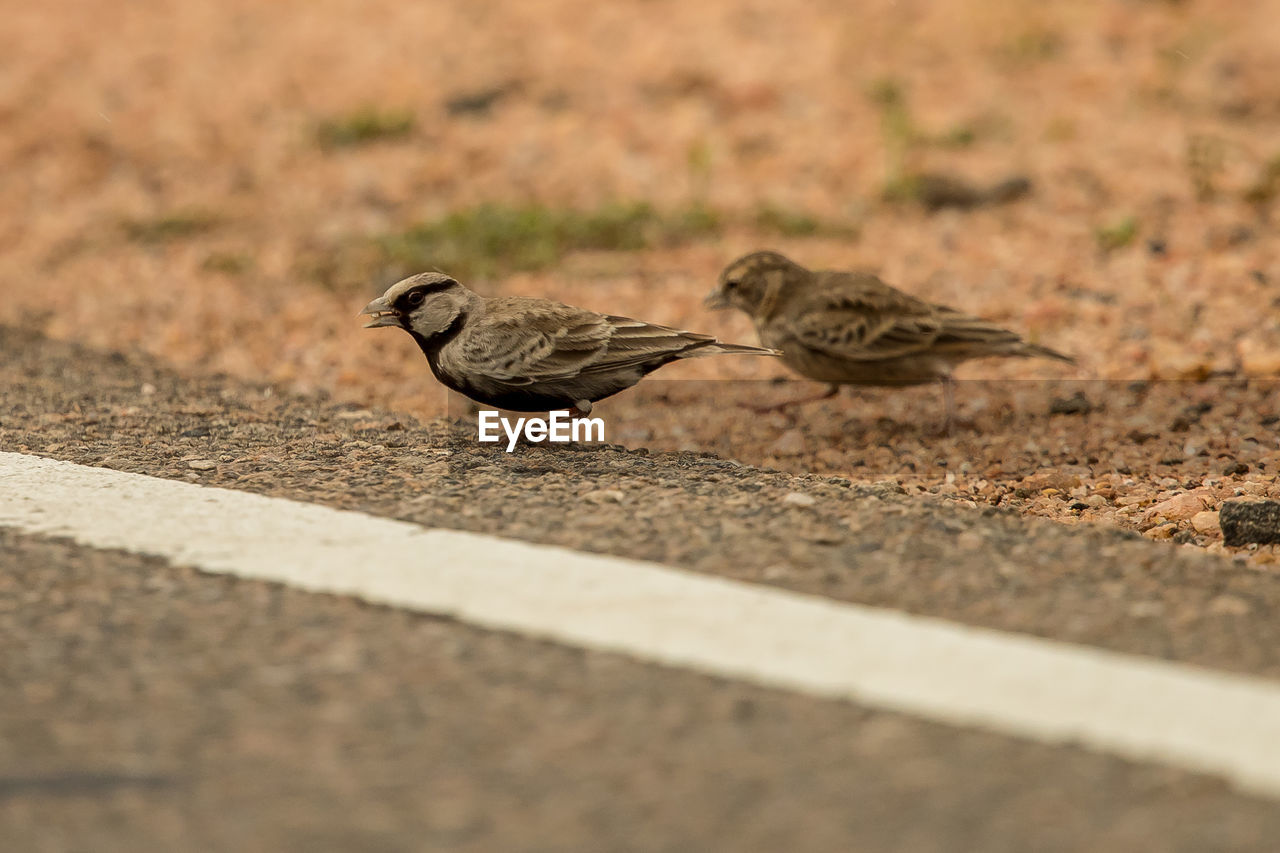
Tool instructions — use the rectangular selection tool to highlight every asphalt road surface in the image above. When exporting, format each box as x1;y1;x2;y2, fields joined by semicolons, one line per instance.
3;325;1280;852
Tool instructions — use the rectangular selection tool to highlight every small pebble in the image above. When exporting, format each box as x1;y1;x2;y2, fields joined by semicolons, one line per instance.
583;489;625;504
768;430;806;456
1190;510;1220;535
1141;492;1206;525
187;459;217;471
1207;594;1251;617
1220;500;1280;546
1048;391;1093;416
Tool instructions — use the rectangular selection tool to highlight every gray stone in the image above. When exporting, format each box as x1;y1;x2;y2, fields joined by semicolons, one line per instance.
1220;500;1280;547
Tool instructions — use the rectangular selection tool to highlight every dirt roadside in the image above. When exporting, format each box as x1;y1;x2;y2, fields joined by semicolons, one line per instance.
5;326;1280;680
4;0;1280;558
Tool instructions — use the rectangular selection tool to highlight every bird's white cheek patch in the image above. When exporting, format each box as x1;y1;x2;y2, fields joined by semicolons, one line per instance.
476;410;605;452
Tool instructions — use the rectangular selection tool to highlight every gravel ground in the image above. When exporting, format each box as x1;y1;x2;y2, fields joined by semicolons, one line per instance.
4;0;1280;555
7;530;1280;853
574;374;1280;560
5;326;1280;681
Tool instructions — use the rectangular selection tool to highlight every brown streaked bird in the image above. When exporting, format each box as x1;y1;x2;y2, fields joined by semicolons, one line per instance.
362;272;779;414
705;251;1074;424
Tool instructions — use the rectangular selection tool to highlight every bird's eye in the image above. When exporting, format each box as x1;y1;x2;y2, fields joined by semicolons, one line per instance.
405;290;426;307
725;279;741;291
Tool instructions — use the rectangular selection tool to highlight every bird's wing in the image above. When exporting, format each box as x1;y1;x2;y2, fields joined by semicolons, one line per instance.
784;272;946;361
453;299;708;384
785;271;1026;361
587;315;715;371
453;301;612;384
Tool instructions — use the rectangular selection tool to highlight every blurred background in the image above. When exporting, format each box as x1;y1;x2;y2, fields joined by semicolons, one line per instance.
4;0;1280;552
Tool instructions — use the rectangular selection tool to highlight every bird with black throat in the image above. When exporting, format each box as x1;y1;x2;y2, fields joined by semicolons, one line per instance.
362;271;780;415
705;251;1075;430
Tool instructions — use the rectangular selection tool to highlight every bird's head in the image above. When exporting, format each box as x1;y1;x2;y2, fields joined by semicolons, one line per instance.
361;272;476;344
705;251;805;316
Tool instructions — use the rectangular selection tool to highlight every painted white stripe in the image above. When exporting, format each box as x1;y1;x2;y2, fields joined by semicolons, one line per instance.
3;450;1280;798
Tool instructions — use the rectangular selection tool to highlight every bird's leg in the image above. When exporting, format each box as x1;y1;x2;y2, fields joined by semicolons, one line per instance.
937;375;956;436
741;384;840;414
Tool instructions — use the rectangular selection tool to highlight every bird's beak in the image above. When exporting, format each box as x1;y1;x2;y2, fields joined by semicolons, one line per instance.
360;296;402;328
703;290;730;310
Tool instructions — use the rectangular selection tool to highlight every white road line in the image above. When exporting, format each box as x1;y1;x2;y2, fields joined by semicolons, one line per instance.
4;450;1280;798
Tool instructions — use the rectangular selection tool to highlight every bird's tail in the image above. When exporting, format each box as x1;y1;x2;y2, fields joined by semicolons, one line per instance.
1016;341;1076;364
689;341;782;358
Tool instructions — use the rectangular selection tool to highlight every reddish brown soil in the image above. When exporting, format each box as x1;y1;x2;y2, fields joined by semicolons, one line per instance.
4;0;1279;563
